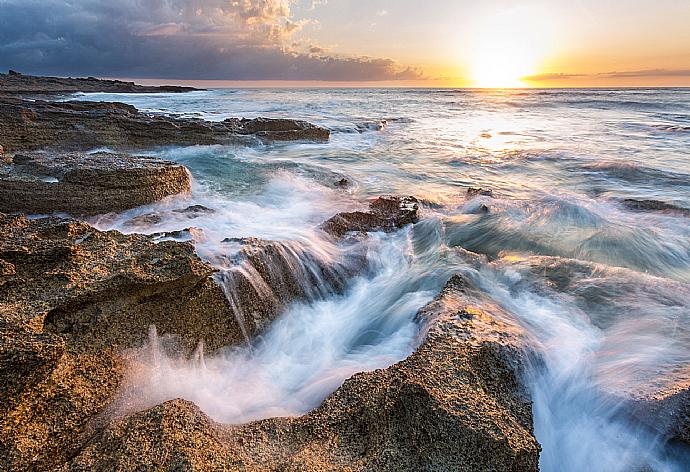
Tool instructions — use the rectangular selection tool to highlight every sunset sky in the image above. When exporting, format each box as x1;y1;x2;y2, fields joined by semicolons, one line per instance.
1;0;689;87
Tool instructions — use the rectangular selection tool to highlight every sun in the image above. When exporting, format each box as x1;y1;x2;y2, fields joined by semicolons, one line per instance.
468;7;554;88
471;43;537;88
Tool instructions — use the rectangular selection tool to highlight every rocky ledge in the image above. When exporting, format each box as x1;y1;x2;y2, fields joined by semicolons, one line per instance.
0;70;198;95
62;273;541;471
0;212;365;470
0;151;191;216
0;97;330;153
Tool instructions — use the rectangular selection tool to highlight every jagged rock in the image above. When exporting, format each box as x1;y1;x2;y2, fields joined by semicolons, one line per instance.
466;187;493;199
0;213;242;470
151;227;205;243
0;213;374;470
0;151;191;216
334;178;349;187
0;96;330;152
65;274;540;471
620;198;690;217
172;204;216;216
322;195;419;237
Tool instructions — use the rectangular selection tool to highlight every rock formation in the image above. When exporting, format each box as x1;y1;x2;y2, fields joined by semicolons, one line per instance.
0;71;198;94
62;273;541;471
322;195;419;237
0;151;191;216
0;97;329;153
0;212;371;470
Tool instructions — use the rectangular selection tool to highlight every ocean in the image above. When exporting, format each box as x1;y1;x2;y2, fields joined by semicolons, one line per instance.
73;88;690;471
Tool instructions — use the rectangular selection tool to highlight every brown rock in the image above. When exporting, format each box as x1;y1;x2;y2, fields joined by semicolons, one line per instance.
65;274;540;471
0;95;330;152
322;195;419;237
0;151;191;216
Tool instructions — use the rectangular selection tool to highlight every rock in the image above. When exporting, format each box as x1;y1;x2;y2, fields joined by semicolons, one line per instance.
0;151;191;216
334;178;349;187
122;212;164;228
466;187;493;199
65;273;540;471
620;198;690;217
0;213;243;470
151;227;205;243
630;387;690;447
0;213;375;470
233;117;330;141
0;71;197;94
0;213;241;354
322;195;419;237
0;95;330;152
172;204;216;216
213;237;366;336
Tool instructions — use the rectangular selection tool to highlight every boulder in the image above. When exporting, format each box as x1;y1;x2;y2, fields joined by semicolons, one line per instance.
0;151;191;216
65;274;540;471
322;195;419;237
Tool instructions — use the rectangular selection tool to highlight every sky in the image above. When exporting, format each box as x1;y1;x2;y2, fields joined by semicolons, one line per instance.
1;0;689;87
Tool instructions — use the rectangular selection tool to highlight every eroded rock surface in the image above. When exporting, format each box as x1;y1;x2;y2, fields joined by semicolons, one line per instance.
0;213;240;470
0;213;373;470
64;273;540;471
0;151;191;216
322;195;419;237
0;96;330;152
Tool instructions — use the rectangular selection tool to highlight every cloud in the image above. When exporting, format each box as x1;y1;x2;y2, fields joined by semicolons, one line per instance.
523;69;690;82
0;0;423;81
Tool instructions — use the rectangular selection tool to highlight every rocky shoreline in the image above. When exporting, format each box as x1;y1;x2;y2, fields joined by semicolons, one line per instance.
1;73;688;471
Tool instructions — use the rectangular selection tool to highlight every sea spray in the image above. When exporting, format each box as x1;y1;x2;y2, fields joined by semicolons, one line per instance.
472;257;690;471
118;227;461;423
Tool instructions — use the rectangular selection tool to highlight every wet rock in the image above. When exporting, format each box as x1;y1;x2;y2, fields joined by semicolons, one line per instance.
151;227;205;243
65;273;540;471
322;195;419;237
0;213;243;470
123;205;217;230
172;204;216;216
0;151;191;216
334;177;349;187
233;117;330;141
620;198;690;217
0;96;330;152
630;386;690;447
214;237;366;336
466;187;494;199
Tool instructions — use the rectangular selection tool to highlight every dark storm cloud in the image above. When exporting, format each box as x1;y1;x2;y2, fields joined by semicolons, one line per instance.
0;0;423;80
